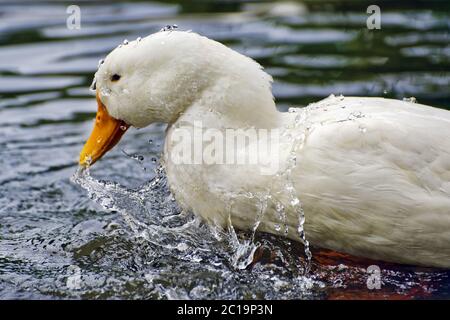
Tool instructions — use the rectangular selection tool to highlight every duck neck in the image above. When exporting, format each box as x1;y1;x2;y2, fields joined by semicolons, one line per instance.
171;52;283;130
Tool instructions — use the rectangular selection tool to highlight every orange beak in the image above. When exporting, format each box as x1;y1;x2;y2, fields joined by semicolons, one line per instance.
79;93;129;166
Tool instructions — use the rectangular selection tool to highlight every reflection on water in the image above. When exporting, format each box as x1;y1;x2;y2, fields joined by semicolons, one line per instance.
0;0;449;299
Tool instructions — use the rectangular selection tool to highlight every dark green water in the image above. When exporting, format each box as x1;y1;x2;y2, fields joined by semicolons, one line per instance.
0;0;449;299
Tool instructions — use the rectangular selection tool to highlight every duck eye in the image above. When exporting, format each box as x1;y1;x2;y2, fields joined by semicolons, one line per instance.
110;74;121;82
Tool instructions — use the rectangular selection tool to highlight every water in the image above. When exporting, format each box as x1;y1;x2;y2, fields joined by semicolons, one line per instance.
1;0;450;299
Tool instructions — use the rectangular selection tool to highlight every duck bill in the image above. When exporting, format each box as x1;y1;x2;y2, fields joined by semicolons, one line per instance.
79;94;129;166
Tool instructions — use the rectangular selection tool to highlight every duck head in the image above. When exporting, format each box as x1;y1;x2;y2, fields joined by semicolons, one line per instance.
79;30;276;166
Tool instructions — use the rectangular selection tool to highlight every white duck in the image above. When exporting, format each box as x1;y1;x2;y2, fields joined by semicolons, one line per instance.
79;31;450;268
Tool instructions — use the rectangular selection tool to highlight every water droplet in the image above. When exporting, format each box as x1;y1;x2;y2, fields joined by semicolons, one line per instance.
96;137;103;144
151;157;157;164
101;87;111;97
148;139;153;144
290;198;300;206
286;185;295;193
83;155;93;167
123;39;129;45
403;97;417;103
348;111;364;120
89;78;96;91
274;224;281;232
383;90;388;95
121;149;146;167
177;242;189;251
160;24;178;32
120;125;127;131
275;202;284;212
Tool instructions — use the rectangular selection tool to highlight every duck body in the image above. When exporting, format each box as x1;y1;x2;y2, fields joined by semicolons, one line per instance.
164;95;450;268
80;31;450;268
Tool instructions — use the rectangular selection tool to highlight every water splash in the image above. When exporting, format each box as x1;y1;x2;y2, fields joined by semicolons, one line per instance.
224;195;263;270
71;166;149;234
227;213;259;270
274;200;289;236
71;165;272;274
285;180;312;273
280;108;313;273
